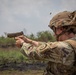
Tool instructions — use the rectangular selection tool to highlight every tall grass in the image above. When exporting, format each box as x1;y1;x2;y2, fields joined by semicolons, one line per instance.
0;48;28;64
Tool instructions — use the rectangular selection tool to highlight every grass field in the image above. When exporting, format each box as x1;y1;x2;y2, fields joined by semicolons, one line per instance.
0;47;28;64
0;47;45;75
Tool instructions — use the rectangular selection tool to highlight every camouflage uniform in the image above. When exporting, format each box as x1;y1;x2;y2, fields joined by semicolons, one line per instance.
20;37;76;75
20;11;76;75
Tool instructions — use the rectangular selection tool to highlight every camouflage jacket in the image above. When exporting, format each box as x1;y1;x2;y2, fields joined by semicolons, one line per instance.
20;37;76;75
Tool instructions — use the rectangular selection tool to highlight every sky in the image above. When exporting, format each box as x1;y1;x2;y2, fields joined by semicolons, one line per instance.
0;0;76;36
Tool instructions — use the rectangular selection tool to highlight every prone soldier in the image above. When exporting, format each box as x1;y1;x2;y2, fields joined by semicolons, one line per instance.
15;11;76;75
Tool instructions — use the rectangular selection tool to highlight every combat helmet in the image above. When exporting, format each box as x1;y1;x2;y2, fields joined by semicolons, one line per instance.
49;11;76;29
49;11;76;38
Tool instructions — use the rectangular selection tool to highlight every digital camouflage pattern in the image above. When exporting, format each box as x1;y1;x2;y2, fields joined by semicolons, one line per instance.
20;36;76;75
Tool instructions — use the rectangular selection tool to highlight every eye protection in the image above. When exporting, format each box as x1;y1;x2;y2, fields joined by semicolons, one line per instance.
51;26;56;33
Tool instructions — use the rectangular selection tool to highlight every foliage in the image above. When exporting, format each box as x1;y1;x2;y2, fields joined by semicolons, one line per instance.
0;37;15;45
36;31;55;42
0;30;55;47
0;48;28;64
27;30;55;42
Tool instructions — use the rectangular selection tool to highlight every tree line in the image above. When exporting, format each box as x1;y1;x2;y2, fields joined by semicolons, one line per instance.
0;30;55;48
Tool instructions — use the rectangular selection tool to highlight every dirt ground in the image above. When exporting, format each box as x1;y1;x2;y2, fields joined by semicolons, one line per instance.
0;70;44;75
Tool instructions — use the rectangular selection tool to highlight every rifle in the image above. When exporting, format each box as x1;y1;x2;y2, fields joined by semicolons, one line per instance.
7;31;24;38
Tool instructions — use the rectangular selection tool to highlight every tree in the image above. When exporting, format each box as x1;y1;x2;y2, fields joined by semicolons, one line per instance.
36;31;55;42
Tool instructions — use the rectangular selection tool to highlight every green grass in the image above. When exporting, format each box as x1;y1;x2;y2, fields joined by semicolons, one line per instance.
0;48;28;64
0;48;45;75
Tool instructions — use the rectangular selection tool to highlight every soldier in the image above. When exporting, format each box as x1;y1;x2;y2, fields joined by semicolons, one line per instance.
15;11;76;75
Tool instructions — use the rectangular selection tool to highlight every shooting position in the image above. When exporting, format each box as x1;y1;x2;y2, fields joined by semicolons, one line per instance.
7;11;76;75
